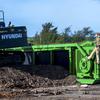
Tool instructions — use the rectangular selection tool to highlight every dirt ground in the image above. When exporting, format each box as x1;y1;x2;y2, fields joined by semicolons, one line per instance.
0;65;76;88
0;65;100;100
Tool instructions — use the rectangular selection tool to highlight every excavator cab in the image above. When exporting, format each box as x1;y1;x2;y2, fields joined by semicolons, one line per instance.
0;10;28;48
0;10;5;28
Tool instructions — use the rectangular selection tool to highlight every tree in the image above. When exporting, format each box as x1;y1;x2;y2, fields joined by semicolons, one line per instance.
72;27;94;42
33;33;40;44
40;22;58;44
62;27;72;42
32;23;95;44
55;27;72;43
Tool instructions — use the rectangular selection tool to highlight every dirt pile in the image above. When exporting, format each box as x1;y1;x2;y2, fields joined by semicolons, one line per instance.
0;65;76;89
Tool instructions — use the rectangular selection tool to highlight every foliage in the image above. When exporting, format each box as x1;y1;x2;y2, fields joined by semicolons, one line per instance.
72;27;95;42
39;22;58;44
29;22;95;44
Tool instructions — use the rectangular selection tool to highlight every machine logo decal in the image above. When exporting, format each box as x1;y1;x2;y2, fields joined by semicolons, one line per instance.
1;33;22;40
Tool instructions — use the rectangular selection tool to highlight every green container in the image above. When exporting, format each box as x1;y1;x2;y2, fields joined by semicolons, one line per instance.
75;41;100;84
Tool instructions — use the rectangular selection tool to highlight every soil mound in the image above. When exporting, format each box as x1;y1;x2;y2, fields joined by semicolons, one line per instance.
0;65;76;89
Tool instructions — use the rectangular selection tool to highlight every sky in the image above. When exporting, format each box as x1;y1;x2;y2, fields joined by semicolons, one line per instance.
0;0;100;37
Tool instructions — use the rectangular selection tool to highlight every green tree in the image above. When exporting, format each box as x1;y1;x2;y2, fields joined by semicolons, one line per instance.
62;27;72;43
72;27;94;42
33;33;40;44
56;27;71;43
32;24;95;44
40;22;58;44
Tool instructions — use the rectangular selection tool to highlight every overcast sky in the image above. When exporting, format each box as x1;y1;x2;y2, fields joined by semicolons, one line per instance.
0;0;100;36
